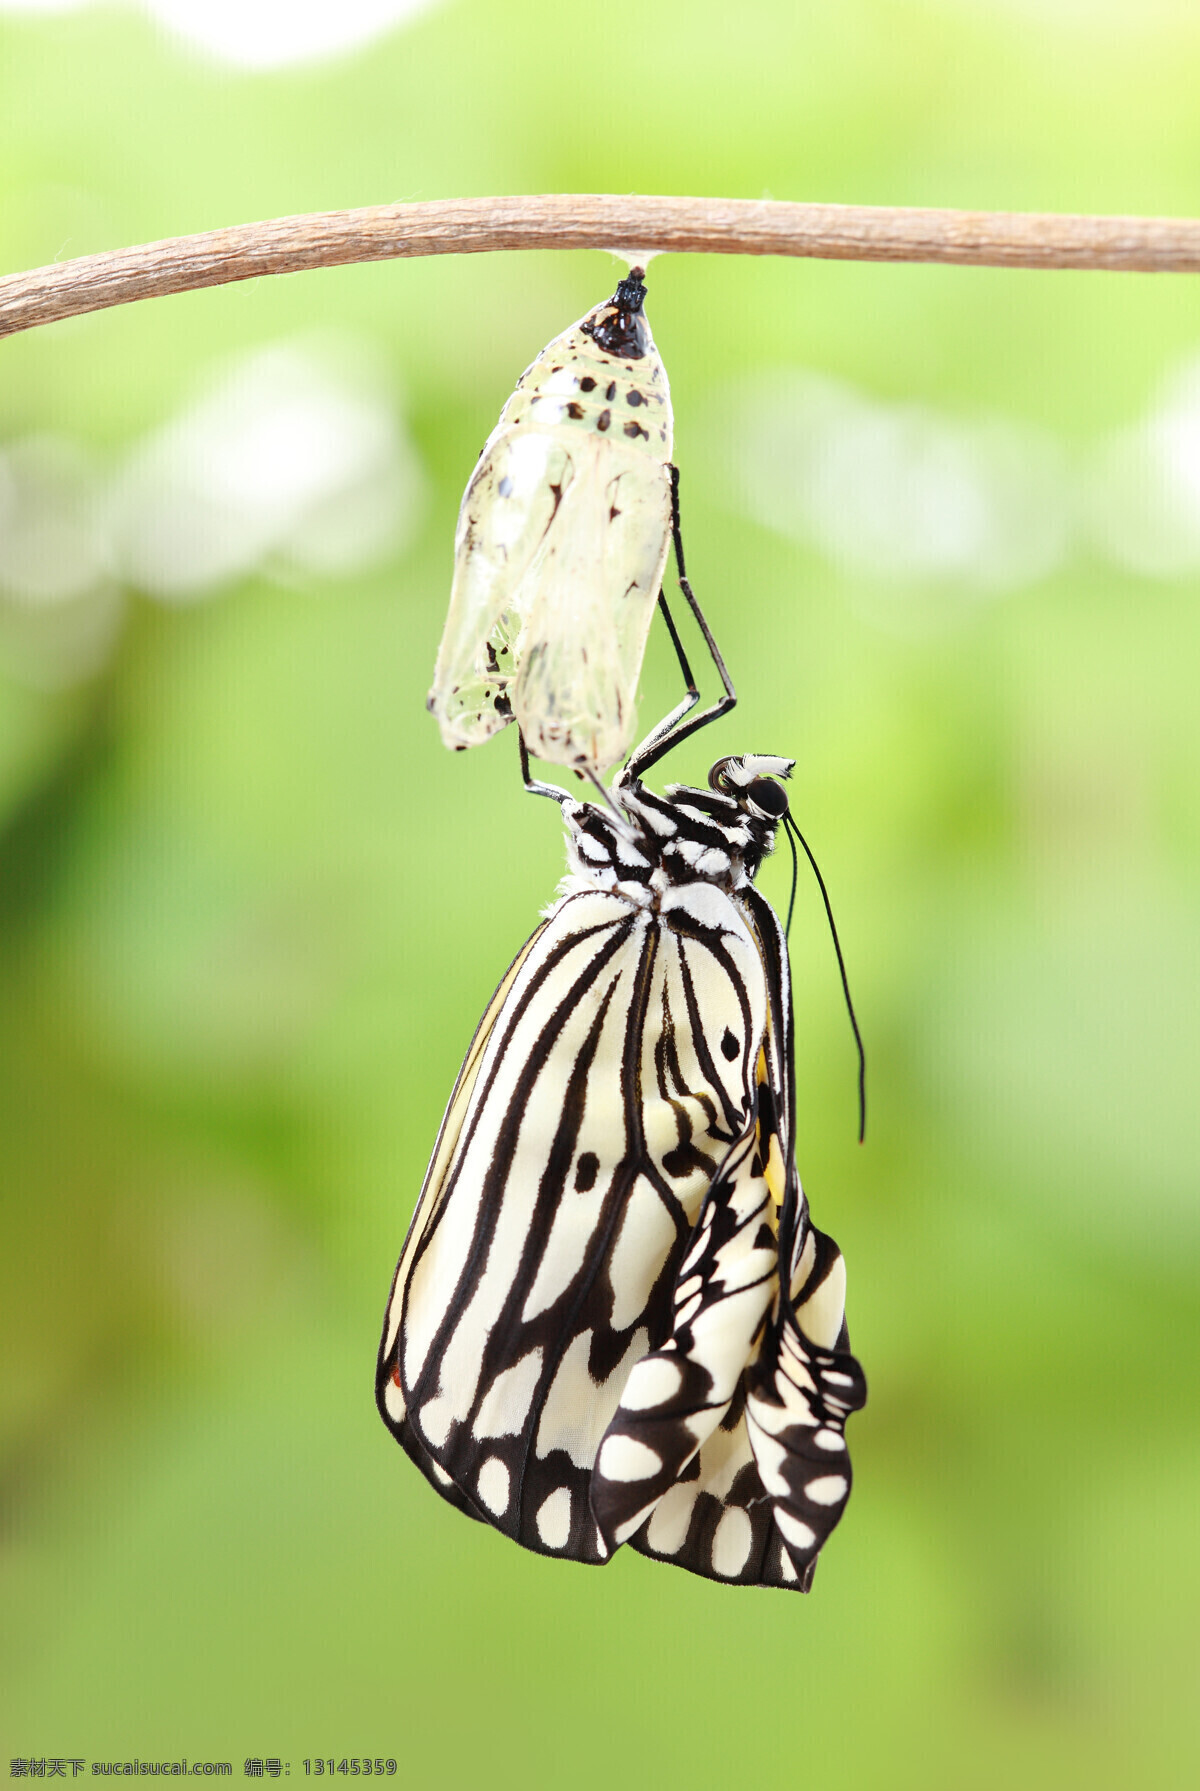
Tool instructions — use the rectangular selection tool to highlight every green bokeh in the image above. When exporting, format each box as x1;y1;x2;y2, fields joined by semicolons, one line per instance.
2;3;1198;1785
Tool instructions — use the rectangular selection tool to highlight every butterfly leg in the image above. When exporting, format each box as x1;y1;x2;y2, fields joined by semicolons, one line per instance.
621;465;737;783
518;729;570;805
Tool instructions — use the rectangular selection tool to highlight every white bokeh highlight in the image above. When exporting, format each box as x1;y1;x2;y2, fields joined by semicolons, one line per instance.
1087;353;1200;578
719;370;1071;604
144;0;444;70
0;435;109;605
0;436;123;688
0;0;444;68
0;335;425;685
103;338;425;602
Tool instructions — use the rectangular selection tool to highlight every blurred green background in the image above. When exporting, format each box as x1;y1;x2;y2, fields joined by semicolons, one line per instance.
2;1;1198;1784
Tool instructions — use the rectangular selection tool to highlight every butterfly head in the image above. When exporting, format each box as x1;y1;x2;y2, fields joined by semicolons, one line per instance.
708;754;793;817
702;754;795;881
556;755;795;906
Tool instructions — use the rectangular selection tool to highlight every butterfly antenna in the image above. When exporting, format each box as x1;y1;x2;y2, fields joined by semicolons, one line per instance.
784;811;867;1144
784;815;800;937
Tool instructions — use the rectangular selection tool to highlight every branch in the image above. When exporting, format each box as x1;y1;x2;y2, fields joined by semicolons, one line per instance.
4;193;1200;341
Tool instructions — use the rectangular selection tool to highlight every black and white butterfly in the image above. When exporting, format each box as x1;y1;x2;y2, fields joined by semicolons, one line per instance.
376;742;866;1591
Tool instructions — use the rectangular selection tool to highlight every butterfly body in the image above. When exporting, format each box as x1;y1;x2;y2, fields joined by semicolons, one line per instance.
428;270;674;773
377;757;866;1590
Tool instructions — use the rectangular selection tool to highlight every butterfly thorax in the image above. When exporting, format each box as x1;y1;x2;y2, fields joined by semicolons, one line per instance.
554;754;795;910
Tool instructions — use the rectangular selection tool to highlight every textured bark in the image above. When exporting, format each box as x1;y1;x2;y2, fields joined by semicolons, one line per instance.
3;193;1200;341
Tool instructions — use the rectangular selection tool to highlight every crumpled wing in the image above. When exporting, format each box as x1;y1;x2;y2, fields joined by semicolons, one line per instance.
590;1114;776;1552
745;1217;867;1581
628;1397;809;1588
619;886;867;1592
620;1215;865;1593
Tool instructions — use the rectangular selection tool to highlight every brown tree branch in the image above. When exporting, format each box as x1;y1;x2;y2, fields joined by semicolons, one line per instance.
3;193;1200;341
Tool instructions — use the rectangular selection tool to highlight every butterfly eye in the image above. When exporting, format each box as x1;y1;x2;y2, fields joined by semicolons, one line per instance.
747;777;789;818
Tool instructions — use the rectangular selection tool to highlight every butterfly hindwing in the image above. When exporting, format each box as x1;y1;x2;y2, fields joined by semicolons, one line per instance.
590;1111;776;1551
746;1215;867;1579
629;1395;812;1588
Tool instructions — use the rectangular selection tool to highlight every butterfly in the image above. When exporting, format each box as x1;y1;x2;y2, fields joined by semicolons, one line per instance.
428;266;717;776
377;738;866;1591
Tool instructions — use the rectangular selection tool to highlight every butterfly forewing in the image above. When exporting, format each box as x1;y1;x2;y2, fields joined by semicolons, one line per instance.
380;879;772;1562
379;922;548;1377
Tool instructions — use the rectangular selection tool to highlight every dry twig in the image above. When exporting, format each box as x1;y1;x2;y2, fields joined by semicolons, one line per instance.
3;193;1200;341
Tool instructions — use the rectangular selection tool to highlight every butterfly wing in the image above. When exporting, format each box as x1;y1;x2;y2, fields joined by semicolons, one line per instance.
620;885;867;1591
377;922;548;1514
629;1393;809;1588
377;879;771;1566
619;1212;863;1589
590;1114;776;1551
744;1211;867;1582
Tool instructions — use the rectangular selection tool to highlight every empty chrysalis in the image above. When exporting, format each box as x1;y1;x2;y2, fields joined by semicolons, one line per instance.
428;267;676;774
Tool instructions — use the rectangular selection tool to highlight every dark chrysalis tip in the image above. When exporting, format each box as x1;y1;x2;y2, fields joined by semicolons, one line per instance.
581;267;649;360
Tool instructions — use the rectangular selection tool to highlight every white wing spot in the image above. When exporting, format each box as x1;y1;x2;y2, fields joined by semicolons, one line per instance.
617;1354;683;1412
613;1499;662;1546
804;1474;848;1506
813;1427;847;1452
645;1482;694;1555
598;1434;662;1483
711;1507;753;1578
607;1178;677;1331
779;1547;798;1583
535;1486;572;1549
419;1395;454;1449
476;1456;510;1516
774;1508;817;1552
431;1461;453;1487
746;1428;790;1499
473;1346;545;1438
675;1292;703;1329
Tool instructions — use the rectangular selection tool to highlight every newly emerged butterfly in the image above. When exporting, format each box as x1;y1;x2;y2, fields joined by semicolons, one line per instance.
428;267;680;774
377;754;866;1590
